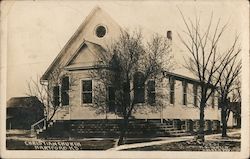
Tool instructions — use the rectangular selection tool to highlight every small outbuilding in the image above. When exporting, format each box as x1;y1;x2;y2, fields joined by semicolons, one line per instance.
6;96;44;130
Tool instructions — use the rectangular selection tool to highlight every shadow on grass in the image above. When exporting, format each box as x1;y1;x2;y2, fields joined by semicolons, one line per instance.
125;140;240;151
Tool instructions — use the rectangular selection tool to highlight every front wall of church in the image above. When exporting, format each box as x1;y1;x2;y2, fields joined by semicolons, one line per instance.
50;70;220;121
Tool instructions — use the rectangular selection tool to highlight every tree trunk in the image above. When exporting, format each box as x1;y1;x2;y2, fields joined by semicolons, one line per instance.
221;106;228;137
198;99;205;142
117;116;129;146
48;109;57;123
117;82;131;146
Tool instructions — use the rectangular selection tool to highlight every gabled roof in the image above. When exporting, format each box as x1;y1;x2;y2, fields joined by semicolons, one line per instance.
41;6;108;81
7;96;43;108
163;71;200;84
41;6;201;84
64;40;106;71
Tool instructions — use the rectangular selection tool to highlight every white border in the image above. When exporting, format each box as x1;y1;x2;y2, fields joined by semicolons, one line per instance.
0;1;249;159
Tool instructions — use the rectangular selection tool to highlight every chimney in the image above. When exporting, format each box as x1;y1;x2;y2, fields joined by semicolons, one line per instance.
167;30;172;40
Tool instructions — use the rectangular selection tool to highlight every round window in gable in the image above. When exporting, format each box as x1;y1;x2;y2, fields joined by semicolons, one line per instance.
95;25;107;38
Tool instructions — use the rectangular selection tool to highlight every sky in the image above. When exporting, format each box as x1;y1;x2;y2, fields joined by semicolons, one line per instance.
1;0;248;100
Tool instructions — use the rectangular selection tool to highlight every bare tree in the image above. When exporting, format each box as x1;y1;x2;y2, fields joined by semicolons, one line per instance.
89;29;173;145
27;76;47;120
178;10;241;141
231;78;241;103
218;67;241;137
27;67;75;123
231;78;241;128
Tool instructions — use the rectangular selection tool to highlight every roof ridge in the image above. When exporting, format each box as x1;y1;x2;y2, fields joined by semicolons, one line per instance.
9;96;36;100
84;40;103;47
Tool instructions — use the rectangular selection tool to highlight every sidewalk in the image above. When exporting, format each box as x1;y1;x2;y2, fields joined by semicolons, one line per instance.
107;130;241;151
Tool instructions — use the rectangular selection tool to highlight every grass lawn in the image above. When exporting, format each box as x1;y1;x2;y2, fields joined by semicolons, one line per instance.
125;140;240;151
210;133;241;140
6;129;241;151
6;129;115;150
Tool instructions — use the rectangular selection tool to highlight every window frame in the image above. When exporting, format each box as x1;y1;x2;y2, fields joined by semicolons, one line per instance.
94;24;108;38
61;76;70;106
218;96;221;109
193;84;198;107
182;81;187;105
211;91;215;108
52;85;60;106
81;79;93;105
134;72;145;104
147;80;156;105
169;77;175;105
107;86;116;112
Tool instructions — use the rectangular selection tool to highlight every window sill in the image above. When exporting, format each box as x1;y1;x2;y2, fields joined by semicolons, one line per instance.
81;103;93;106
134;102;146;107
148;103;156;106
61;104;70;107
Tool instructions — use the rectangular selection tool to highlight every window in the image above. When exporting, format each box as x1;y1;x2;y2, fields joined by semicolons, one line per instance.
95;25;106;38
193;84;198;106
218;97;221;109
61;76;69;106
123;82;130;103
108;86;115;112
53;86;60;106
147;80;156;105
82;80;92;104
182;81;187;105
233;113;237;126
167;30;172;40
211;91;215;108
169;77;175;104
134;72;145;103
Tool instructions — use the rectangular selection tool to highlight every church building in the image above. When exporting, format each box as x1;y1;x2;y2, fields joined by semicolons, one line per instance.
39;6;234;136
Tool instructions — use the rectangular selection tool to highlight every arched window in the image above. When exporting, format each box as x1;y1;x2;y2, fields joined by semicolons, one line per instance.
134;72;145;103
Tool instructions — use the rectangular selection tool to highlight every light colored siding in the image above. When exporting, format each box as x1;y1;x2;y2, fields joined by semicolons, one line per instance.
133;79;220;120
49;69;220;121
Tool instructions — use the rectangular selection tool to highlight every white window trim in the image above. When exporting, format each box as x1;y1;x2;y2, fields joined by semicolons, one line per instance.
80;78;94;106
94;24;108;38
